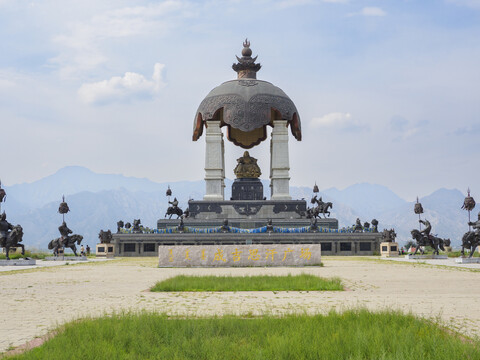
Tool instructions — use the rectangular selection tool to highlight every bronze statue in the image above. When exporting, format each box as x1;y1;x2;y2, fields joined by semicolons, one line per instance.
48;234;83;257
461;212;480;257
266;219;274;233
419;219;431;240
220;219;229;233
177;217;185;233
382;229;397;242
98;229;113;244
468;212;480;235
309;217;319;233
371;219;379;233
1;224;25;260
0;211;13;247
410;228;450;256
116;220;124;233
132;219;142;233
307;195;333;219
165;198;183;219
234;151;261;178
461;231;480;258
58;221;73;243
354;218;363;232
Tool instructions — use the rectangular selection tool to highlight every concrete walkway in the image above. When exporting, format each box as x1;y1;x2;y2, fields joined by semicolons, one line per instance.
1;257;479;353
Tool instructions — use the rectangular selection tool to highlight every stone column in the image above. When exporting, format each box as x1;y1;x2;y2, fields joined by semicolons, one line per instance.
204;121;225;201
270;120;291;200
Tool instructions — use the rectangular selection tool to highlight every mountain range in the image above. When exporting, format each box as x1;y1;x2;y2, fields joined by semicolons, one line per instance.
2;166;473;250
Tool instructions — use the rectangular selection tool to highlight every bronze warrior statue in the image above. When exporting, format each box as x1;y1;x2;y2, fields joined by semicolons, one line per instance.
48;221;83;256
461;212;480;258
0;212;25;260
165;197;183;219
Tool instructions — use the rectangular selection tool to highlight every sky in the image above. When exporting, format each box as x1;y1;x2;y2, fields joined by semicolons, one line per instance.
0;0;479;201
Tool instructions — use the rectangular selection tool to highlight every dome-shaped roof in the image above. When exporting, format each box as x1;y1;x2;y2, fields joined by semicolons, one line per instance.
193;40;301;148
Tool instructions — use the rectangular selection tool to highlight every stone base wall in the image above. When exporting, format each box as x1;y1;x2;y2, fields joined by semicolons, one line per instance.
113;232;381;257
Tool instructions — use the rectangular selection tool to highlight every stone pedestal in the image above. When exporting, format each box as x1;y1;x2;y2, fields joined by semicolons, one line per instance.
0;259;36;266
96;243;115;258
455;257;480;264
231;178;264;200
380;242;399;257
270;120;291;200
404;254;448;259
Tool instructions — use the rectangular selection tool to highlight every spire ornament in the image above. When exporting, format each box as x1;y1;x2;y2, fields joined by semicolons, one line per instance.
232;39;261;79
462;188;476;230
414;196;424;230
58;195;70;222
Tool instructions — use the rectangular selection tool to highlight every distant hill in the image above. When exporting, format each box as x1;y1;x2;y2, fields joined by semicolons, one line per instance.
2;166;472;249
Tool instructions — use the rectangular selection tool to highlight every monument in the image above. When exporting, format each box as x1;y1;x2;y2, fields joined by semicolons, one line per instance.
96;229;115;258
46;196;85;260
406;198;450;259
112;40;383;258
380;229;399;258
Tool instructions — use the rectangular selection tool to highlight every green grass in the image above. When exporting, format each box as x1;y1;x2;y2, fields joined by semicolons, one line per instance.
0;251;48;260
7;310;480;360
151;274;343;292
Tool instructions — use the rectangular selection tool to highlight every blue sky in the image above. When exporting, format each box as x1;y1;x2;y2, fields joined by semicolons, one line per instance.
0;0;479;201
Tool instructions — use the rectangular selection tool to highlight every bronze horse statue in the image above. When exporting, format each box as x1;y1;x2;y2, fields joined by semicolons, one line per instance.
307;196;333;219
1;225;25;260
48;234;83;256
165;207;183;219
410;229;450;256
460;231;480;258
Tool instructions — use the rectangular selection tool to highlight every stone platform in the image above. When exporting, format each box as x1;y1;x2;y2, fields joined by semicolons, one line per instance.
455;257;480;264
112;232;381;257
0;259;36;266
45;256;88;261
404;254;448;260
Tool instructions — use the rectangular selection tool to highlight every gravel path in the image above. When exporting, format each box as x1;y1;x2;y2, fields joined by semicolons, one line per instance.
1;257;479;353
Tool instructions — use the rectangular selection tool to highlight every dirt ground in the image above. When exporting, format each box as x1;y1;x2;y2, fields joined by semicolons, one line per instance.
1;257;480;353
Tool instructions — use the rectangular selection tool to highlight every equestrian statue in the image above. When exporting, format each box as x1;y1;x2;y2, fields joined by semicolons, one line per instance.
307;195;333;219
0;212;25;260
48;221;83;256
461;212;480;257
410;219;450;255
165;197;183;219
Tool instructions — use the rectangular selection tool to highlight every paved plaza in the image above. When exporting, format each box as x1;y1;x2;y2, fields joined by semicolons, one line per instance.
1;257;480;353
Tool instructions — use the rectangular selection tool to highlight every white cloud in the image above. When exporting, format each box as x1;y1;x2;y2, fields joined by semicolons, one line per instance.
78;63;166;105
348;6;387;17
446;0;480;9
50;1;193;78
310;112;369;132
361;7;386;16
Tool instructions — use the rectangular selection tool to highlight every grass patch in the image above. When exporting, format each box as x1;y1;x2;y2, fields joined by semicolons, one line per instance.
0;251;48;260
7;310;480;360
151;274;343;292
